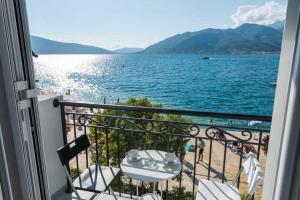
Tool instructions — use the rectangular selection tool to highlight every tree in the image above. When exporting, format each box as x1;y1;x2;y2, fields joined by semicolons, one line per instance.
88;98;191;166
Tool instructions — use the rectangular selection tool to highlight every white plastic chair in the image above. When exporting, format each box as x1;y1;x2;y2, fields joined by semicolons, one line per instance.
196;152;262;200
140;193;162;200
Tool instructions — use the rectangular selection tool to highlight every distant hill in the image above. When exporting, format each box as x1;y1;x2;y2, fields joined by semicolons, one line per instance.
114;48;144;54
267;21;285;32
142;23;283;54
31;35;113;54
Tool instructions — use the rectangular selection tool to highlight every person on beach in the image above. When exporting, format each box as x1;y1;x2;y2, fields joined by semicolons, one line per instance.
232;141;238;153
197;139;205;163
176;139;187;161
227;120;233;127
244;144;255;153
66;89;71;95
178;145;186;161
262;135;270;155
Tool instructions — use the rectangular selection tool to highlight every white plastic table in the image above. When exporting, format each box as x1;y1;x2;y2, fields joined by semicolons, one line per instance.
120;150;182;199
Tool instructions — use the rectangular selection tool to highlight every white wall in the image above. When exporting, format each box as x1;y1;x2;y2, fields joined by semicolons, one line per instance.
38;95;66;196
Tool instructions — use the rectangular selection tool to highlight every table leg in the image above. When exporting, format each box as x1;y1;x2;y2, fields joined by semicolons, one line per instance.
136;180;139;200
160;181;163;199
153;182;155;194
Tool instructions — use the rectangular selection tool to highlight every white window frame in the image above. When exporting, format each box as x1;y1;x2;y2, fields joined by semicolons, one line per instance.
262;0;300;199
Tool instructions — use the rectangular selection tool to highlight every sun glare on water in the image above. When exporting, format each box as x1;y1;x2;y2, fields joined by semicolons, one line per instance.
34;54;114;98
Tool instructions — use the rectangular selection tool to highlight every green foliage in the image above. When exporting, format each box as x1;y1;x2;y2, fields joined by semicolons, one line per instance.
88;98;191;166
110;176;136;195
69;167;82;180
111;179;193;200
165;187;193;200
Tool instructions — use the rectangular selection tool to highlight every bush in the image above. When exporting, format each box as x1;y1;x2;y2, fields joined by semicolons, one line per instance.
69;167;82;180
166;186;193;200
88;98;191;166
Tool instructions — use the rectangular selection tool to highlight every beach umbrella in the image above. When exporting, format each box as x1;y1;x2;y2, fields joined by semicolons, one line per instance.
248;120;262;127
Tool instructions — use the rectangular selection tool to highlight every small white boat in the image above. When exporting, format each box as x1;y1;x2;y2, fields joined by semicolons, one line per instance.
270;82;277;87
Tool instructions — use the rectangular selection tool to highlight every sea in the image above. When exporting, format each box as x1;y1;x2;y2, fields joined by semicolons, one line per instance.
33;54;279;127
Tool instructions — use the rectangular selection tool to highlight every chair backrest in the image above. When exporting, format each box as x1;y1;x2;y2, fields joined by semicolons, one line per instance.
242;152;263;196
57;134;90;165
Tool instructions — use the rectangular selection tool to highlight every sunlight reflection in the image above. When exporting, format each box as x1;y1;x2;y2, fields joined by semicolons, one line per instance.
34;54;114;101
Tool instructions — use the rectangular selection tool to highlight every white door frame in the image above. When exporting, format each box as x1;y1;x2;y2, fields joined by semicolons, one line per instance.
0;125;13;200
262;0;300;199
0;0;50;199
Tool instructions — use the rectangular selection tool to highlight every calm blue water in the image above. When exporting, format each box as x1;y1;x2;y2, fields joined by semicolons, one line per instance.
34;54;278;119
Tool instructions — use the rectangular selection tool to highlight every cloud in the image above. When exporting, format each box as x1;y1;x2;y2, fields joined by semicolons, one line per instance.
231;1;286;27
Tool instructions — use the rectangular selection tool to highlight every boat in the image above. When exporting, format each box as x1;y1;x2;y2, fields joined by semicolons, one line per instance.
270;82;277;87
203;57;210;59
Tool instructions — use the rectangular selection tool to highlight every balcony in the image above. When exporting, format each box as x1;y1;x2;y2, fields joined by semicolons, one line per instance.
38;95;270;200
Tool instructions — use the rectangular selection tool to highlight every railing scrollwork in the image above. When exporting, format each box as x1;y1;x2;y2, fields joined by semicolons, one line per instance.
205;126;253;142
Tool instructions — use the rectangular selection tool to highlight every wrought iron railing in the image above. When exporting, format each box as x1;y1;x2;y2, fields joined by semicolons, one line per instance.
59;101;271;199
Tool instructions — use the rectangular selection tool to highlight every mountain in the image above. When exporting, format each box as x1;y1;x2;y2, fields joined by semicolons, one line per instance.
114;48;144;54
142;23;283;54
31;35;113;54
268;21;285;32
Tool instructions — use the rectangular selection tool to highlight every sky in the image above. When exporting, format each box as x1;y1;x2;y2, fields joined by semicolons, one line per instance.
26;0;287;50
